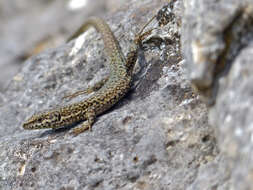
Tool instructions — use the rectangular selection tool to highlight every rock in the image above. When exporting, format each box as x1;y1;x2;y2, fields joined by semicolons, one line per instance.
209;44;253;190
0;0;218;190
182;0;253;189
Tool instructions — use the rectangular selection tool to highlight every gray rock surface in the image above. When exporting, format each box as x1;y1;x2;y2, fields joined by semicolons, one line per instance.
210;45;253;190
0;0;220;189
182;0;253;189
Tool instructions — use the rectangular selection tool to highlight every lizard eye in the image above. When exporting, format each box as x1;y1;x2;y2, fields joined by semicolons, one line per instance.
55;112;61;121
49;111;61;122
37;118;43;123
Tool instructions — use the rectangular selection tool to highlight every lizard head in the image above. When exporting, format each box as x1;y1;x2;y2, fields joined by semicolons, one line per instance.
23;111;61;130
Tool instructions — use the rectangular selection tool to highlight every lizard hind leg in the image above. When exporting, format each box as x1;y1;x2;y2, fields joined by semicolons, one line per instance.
135;14;157;43
125;15;158;76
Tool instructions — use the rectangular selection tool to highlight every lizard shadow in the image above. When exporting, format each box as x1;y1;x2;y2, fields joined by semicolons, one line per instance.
38;121;83;138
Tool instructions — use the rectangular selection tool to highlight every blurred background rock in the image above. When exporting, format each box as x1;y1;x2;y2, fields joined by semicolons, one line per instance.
0;0;126;92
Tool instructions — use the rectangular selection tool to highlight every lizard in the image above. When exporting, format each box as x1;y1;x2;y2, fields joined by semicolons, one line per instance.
23;16;155;135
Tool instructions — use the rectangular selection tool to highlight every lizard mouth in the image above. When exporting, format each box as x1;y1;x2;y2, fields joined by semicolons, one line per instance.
23;121;37;130
22;118;43;130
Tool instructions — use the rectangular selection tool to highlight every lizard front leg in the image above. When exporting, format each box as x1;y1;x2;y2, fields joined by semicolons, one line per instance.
71;108;96;136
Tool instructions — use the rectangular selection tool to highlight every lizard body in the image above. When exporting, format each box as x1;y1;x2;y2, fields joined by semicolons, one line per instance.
23;17;150;135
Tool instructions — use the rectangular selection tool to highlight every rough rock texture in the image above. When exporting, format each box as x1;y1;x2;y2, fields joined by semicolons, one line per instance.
0;0;220;189
209;45;253;190
182;0;253;189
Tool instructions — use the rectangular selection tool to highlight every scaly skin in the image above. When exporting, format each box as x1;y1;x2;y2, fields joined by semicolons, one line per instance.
23;17;150;135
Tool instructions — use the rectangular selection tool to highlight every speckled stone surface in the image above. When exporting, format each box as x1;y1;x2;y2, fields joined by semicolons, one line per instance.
0;0;220;189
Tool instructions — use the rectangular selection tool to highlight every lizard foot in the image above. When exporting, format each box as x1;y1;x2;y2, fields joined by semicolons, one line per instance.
70;122;91;136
